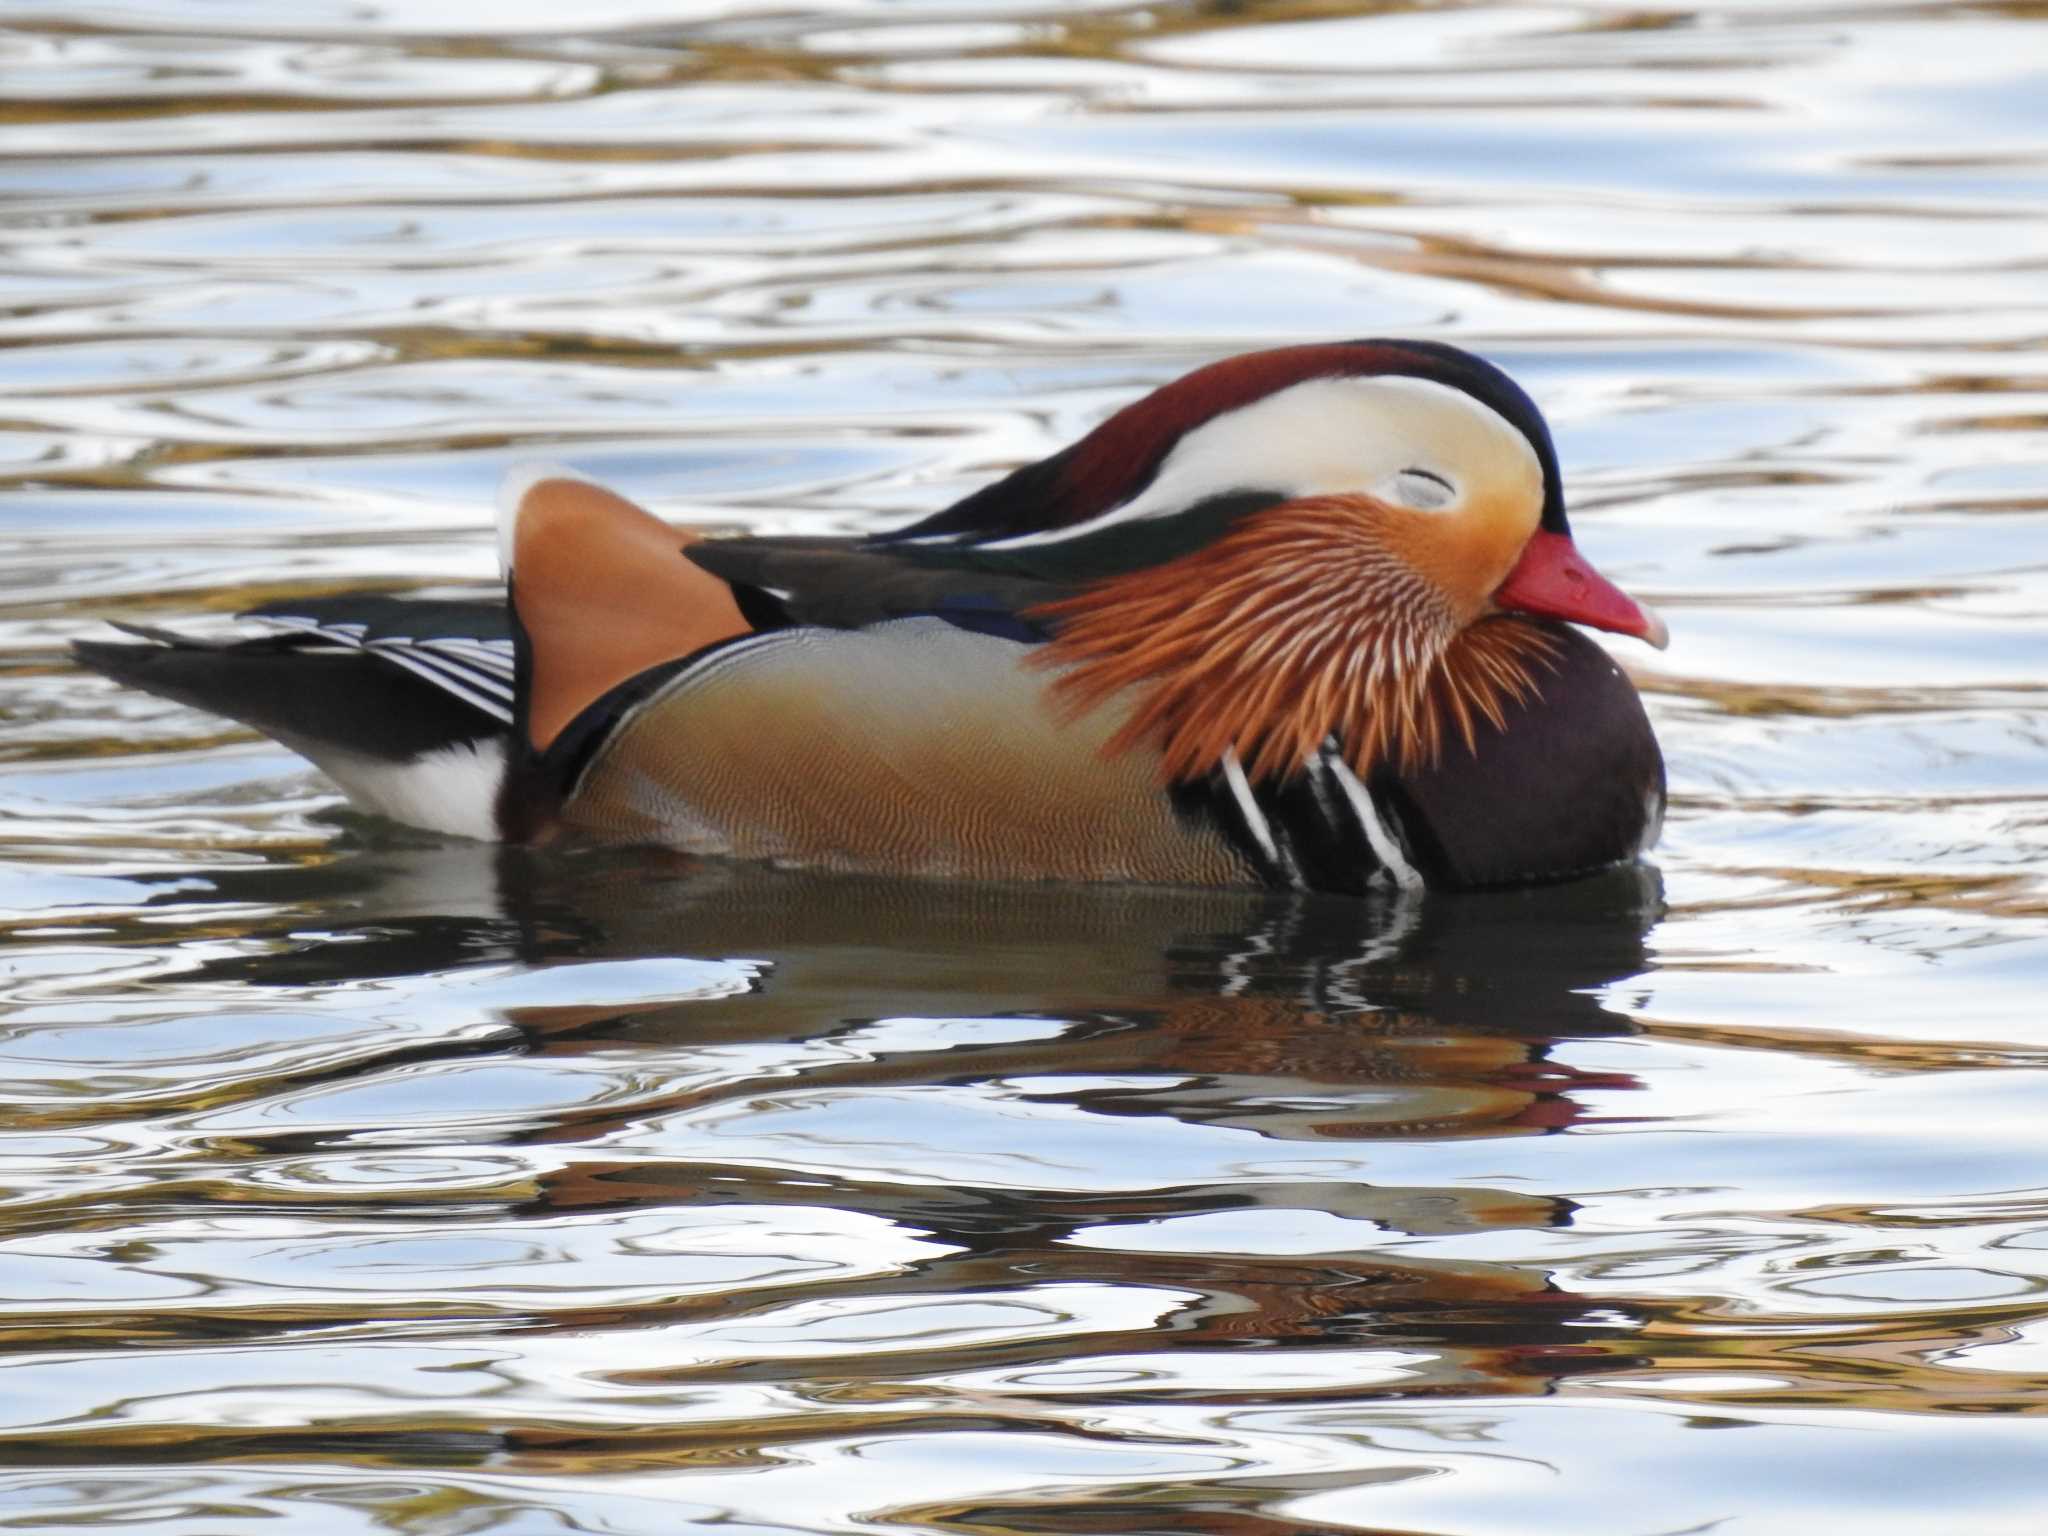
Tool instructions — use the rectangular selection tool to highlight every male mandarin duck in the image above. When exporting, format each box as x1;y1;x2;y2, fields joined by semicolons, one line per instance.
76;340;1667;893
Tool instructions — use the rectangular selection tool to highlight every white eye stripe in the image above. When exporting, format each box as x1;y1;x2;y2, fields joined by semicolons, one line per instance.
977;374;1535;551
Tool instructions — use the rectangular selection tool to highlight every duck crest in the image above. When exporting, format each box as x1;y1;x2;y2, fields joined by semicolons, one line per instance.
1028;495;1560;785
891;339;1569;546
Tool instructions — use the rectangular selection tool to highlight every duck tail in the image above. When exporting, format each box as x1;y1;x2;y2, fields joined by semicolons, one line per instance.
72;615;514;840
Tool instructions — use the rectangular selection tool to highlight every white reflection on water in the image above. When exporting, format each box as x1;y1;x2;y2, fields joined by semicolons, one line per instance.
1;0;2047;1531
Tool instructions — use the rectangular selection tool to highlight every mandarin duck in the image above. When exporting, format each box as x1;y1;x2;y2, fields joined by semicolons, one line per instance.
75;340;1667;892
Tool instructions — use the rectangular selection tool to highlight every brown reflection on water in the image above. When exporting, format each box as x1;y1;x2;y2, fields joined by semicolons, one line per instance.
0;847;1658;1419
4;0;2048;1527
1624;1297;2048;1417
14;839;2032;1471
1640;1014;2048;1075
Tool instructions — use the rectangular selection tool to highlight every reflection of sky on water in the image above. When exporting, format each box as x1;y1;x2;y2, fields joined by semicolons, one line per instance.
0;0;2046;1530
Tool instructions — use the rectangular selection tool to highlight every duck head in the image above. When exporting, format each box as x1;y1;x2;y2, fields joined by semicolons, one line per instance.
894;340;1664;785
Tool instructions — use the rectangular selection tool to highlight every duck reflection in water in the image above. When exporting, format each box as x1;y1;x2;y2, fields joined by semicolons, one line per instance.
169;844;1660;1409
184;840;1655;1145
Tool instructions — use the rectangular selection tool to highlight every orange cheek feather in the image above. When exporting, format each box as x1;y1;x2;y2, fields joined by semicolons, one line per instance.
1386;485;1541;625
1029;496;1556;786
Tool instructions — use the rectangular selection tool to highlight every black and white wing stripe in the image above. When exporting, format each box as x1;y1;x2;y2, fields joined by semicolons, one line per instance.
252;613;517;727
1315;750;1425;893
76;595;520;840
1177;736;1427;894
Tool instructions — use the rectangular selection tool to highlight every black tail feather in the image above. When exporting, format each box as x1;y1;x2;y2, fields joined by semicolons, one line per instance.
73;634;503;764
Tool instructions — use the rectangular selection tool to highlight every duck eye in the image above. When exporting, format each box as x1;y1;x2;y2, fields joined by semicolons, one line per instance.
1391;467;1456;512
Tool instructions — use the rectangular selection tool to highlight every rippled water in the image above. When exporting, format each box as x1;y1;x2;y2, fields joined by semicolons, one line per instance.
3;0;2047;1530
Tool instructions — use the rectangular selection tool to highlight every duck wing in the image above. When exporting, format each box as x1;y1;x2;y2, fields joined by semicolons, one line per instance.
682;536;1068;642
75;596;512;744
681;486;1283;641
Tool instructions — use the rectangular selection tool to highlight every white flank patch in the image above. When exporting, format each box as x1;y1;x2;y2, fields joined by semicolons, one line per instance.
301;737;508;841
980;374;1541;550
1326;755;1424;893
495;461;593;576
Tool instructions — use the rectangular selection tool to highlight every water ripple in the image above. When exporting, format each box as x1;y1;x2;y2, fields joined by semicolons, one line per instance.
2;1;2047;1531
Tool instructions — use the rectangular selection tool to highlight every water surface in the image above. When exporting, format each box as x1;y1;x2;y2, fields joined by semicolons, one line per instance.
2;1;2047;1531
